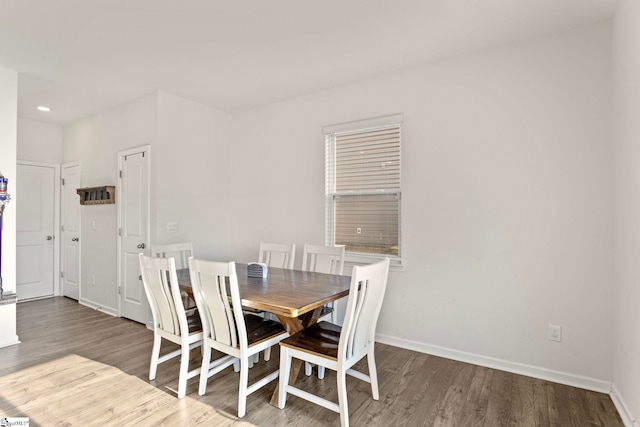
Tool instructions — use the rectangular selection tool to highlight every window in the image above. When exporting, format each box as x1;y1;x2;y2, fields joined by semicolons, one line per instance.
325;114;402;264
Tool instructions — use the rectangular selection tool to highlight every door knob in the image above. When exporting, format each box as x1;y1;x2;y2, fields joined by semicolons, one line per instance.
46;235;53;240
71;237;79;242
137;243;146;249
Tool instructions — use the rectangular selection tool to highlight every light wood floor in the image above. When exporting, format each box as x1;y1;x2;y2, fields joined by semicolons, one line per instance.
0;297;623;426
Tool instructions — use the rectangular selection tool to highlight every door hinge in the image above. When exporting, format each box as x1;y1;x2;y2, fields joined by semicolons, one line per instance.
119;170;123;178
139;275;142;281
118;286;121;295
60;272;64;278
61;178;65;185
118;228;122;236
61;225;64;232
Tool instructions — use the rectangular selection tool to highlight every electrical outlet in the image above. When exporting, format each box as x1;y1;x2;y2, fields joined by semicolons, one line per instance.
356;227;362;234
548;324;562;342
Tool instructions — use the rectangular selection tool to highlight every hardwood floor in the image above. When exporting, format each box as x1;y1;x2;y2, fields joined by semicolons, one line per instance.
0;297;623;426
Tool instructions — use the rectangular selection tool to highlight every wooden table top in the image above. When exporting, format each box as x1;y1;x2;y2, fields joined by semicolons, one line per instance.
176;263;351;319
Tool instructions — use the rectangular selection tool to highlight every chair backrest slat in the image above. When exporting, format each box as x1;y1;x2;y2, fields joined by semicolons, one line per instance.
301;244;345;275
139;254;188;336
189;258;247;350
259;242;296;270
339;258;390;362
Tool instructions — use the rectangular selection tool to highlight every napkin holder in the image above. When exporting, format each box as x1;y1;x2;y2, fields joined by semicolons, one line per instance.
247;262;268;278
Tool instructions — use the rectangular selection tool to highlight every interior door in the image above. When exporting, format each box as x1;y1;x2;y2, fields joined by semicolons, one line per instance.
61;163;81;300
16;164;55;300
118;148;150;324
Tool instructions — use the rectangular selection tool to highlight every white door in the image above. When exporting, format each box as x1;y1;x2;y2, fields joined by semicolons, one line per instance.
61;163;81;300
118;147;150;324
16;164;55;300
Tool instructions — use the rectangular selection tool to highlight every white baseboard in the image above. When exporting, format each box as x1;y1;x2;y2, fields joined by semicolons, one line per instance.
611;383;636;427
376;333;612;394
79;298;118;317
0;335;20;348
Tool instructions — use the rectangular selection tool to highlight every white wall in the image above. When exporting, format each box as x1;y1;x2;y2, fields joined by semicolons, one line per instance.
17;118;62;164
0;67;19;347
62;93;158;185
612;0;640;424
62;93;158;313
229;23;614;387
61;91;233;313
154;91;232;259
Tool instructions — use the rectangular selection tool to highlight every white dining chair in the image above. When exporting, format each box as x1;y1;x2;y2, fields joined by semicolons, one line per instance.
138;253;203;399
301;244;346;378
277;258;390;427
258;242;296;270
301;244;345;275
151;242;193;269
152;242;196;312
189;257;289;418
301;244;345;323
257;242;296;344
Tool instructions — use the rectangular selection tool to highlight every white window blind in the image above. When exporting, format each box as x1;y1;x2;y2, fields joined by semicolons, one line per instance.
325;117;402;261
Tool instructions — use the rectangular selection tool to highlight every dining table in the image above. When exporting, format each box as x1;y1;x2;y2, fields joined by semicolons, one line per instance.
175;262;351;405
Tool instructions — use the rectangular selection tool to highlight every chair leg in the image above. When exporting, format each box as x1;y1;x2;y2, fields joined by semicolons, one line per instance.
238;356;250;418
177;342;190;399
264;347;272;362
337;370;349;427
149;333;162;380
233;359;240;372
317;365;326;379
277;347;291;409
253;353;260;363
368;349;380;400
331;301;337;324
305;362;312;376
199;345;212;396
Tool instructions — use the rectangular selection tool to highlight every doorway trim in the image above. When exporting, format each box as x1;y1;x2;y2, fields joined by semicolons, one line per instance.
16;160;61;297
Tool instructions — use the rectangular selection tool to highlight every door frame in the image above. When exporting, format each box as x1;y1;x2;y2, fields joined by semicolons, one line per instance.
61;161;81;300
116;145;151;318
16;160;61;296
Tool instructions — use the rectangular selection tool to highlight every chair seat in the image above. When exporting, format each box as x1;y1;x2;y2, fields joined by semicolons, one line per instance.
244;314;286;346
280;321;341;360
186;312;203;334
182;294;197;311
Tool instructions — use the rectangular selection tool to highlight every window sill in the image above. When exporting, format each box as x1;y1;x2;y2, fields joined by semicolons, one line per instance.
344;252;404;272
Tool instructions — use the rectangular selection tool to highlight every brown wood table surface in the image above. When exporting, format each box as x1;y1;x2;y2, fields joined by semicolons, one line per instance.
176;263;350;332
176;262;351;405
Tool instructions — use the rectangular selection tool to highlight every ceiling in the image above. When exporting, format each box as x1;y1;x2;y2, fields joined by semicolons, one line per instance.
0;0;618;125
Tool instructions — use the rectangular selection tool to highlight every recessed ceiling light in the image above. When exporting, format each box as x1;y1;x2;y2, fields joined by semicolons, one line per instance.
37;106;51;112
